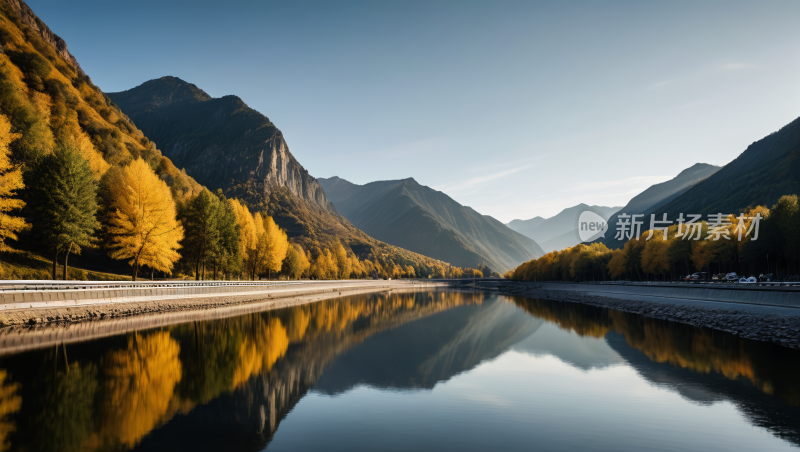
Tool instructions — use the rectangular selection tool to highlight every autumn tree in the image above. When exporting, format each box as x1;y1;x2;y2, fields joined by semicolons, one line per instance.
230;198;257;279
284;243;311;279
260;215;289;279
0;115;26;252
105;158;183;280
332;242;352;279
29;141;99;279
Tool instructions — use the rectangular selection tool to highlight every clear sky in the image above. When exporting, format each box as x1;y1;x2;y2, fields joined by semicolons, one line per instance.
27;0;800;221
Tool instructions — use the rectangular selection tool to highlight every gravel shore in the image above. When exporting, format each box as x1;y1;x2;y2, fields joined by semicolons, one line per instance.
487;280;800;350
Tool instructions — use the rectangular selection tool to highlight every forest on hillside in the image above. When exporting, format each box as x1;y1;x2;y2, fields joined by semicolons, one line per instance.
510;195;800;282
0;3;487;281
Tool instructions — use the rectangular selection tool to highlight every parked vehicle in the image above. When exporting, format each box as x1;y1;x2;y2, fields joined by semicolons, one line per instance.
711;273;727;281
739;276;757;284
758;273;773;282
691;272;707;281
725;272;739;282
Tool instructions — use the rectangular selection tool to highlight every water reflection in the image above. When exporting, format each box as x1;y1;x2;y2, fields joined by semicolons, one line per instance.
0;290;796;451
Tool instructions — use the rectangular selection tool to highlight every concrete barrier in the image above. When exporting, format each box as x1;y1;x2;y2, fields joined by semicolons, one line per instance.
0;280;433;311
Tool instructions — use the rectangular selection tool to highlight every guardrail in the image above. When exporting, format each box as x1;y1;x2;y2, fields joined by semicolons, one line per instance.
0;280;329;292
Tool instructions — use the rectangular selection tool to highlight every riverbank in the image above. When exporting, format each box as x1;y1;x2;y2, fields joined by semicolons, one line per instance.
0;280;442;328
483;280;800;350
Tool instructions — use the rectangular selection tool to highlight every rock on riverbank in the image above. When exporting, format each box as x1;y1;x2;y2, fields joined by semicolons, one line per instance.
489;281;800;350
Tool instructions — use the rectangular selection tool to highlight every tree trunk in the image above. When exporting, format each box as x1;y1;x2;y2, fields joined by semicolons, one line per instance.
62;243;73;281
133;256;139;281
52;248;59;280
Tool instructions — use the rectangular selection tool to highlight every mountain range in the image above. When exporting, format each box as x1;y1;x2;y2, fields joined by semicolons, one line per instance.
319;176;544;272
507;204;620;253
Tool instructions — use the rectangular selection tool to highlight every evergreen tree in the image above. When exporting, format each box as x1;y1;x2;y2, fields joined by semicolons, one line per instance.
29;141;99;279
211;191;241;279
179;189;221;280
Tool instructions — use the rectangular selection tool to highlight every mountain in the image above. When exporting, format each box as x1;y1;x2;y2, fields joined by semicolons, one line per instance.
0;0;447;276
508;204;620;253
0;0;210;273
107;78;455;272
642;118;800;220
107;76;333;212
598;162;721;249
507;216;546;233
318;176;544;272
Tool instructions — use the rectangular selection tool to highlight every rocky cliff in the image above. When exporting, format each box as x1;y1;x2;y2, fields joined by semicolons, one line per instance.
0;0;85;76
107;77;336;213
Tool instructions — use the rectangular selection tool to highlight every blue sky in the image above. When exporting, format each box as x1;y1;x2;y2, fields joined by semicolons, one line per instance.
28;0;800;221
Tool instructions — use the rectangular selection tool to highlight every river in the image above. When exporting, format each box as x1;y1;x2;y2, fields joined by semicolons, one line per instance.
0;289;797;451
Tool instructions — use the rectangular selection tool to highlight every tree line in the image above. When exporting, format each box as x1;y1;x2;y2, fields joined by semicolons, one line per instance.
0;115;492;281
509;196;800;282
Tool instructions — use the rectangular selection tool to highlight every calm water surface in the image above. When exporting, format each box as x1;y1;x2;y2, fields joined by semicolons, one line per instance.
0;290;798;451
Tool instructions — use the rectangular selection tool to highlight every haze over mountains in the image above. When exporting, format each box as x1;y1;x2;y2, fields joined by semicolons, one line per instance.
319;176;544;272
599;162;720;249
508;204;620;253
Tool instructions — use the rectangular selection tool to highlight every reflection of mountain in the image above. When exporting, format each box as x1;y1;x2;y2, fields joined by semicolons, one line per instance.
605;332;800;446
507;296;800;447
314;299;540;394
0;291;485;452
512;322;624;371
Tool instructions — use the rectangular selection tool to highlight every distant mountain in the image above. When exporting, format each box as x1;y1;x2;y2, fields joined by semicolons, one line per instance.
599;162;720;249
507;216;546;234
319;176;544;272
508;204;620;252
642;118;800;219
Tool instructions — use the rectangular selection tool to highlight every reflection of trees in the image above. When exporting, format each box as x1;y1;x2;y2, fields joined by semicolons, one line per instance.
509;296;800;405
30;362;97;452
0;371;20;452
231;318;289;390
97;332;183;448
156;290;486;451
511;297;611;338
0;290;485;452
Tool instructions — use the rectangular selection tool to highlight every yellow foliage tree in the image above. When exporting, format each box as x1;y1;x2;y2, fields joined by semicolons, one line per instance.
0;370;21;452
332;242;352;279
0;115;26;251
106;159;184;280
100;332;182;448
261;215;289;279
230;199;256;276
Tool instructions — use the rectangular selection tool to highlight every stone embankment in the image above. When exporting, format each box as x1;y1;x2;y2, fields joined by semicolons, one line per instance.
486;280;800;350
0;280;439;328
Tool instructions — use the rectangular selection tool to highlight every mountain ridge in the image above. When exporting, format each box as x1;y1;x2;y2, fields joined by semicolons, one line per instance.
319;176;544;271
107;76;335;213
597;162;721;249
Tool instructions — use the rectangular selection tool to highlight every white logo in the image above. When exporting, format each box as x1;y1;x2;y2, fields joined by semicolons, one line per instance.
577;210;608;242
